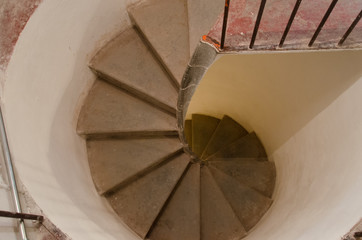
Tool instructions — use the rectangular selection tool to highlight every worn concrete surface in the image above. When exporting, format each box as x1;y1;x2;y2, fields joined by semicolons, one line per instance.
108;153;189;239
87;137;182;194
192;114;220;158
187;0;223;55
148;163;200;240
209;166;272;231
210;132;267;159
90;27;178;115
201;166;246;240
209;158;276;198
129;0;190;85
201;115;248;159
77;80;177;137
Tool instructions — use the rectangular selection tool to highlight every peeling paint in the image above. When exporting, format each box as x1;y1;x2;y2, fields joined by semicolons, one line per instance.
0;0;42;71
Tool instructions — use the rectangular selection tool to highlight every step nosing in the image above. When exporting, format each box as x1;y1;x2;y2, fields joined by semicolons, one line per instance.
97;71;177;113
102;148;184;196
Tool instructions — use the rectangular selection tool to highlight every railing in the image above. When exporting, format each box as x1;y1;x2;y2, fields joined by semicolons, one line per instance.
220;0;362;50
0;108;43;240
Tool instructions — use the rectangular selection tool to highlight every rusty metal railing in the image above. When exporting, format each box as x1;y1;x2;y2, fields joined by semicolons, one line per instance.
219;0;362;50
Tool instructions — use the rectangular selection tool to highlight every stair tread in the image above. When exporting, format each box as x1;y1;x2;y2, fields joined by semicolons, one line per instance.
210;132;267;159
187;0;224;54
201;166;246;240
129;0;190;85
209;165;272;231
108;153;189;239
192;114;220;157
77;80;177;136
209;158;276;198
201;115;248;159
149;163;200;240
90;28;178;114
184;119;192;147
87;138;182;194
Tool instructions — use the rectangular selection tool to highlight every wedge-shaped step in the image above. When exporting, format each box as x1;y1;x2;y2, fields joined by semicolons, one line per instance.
90;28;178;114
201;115;248;159
187;0;224;54
77;80;177;137
201;166;246;240
148;164;200;240
184;119;192;147
209;166;272;231
129;0;190;85
108;154;189;239
192;114;220;157
209;159;276;198
210;132;267;159
87;138;182;194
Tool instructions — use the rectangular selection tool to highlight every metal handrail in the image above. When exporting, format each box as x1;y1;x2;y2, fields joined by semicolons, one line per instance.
0;107;29;240
219;0;362;50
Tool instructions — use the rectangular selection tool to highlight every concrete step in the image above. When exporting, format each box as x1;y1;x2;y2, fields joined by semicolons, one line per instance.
201;166;246;240
201;115;248;159
129;0;190;86
77;80;177;138
90;27;178;115
148;163;200;240
108;153;190;239
184;119;192;147
86;137;182;195
187;0;224;55
209;166;272;231
209;158;276;198
209;132;267;159
192;114;220;158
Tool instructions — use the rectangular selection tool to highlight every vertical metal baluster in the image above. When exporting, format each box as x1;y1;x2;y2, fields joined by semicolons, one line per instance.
338;10;362;46
0;108;28;240
250;0;267;49
220;0;231;49
309;0;339;47
279;0;302;47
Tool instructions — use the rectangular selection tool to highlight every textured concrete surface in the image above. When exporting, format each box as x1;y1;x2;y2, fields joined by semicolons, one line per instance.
209;158;276;198
90;27;178;114
129;0;190;85
77;80;177;137
209;166;272;231
192;114;220;157
108;153;189;239
201;166;246;240
187;0;223;54
201;115;248;159
87;137;182;194
148;163;200;240
210;132;267;159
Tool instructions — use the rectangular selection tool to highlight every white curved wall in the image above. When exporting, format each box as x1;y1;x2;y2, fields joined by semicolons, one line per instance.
1;0;140;239
188;50;362;240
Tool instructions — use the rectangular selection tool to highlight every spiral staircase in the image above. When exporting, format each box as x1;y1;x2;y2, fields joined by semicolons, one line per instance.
76;0;277;239
74;0;362;239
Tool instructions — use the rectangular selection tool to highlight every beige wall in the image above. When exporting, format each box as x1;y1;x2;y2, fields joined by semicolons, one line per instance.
188;50;362;240
1;0;140;239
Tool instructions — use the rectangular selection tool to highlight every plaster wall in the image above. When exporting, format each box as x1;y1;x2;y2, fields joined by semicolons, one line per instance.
187;50;362;240
1;0;140;239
